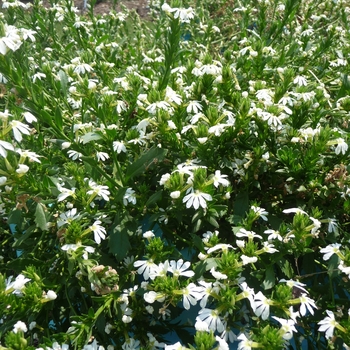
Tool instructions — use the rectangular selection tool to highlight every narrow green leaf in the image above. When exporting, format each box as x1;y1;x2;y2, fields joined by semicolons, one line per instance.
58;70;68;96
55;106;63;131
145;190;163;206
125;147;167;180
35;203;47;231
262;265;275;290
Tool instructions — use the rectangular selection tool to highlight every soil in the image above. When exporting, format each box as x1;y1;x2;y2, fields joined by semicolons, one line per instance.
74;0;149;16
0;0;150;17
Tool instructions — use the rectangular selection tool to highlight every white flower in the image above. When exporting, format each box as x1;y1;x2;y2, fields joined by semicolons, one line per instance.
159;173;171;186
32;72;46;82
22;112;37;123
293;75;308;86
123;188;136;205
253;291;272;320
46;290;57;300
197;308;226;333
236;228;262;240
182;189;212;209
161;3;172;13
338;261;350;276
272;316;297;340
207;244;234;254
241;255;258;265
287;306;300;323
16;164;29;174
10;120;31;142
259;242;278;254
146;101;172;115
0;176;7;186
113;141;127;154
173;7;195;23
264;229;283;242
187;101;202;114
122;338;140;350
67;150;83;161
13;321;27;333
165;86;182;105
87;180;110;201
320;243;342;261
61;142;71;149
335;138;348;155
0;140;14;157
170;191;181;199
57;208;80;228
198;280;221;308
309;217;321;237
237;334;255;350
144;291;165;303
210;267;228;280
283;208;308;215
6;274;30;294
215;336;229;350
143;231;154;239
61;244;95;259
96;152;109;162
149;260;170;280
122;307;133;323
328;219;338;234
279;279;308;294
105;323;113;334
298;293;317;316
195;319;209;332
318;310;341;339
182;283;203;310
16;149;41;163
57;184;76;202
168;259;194;278
212;170;230;187
164;342;188;350
239;282;255;308
89;220;106;244
0;109;11;121
134;260;157;280
250;206;268;221
0;25;22;55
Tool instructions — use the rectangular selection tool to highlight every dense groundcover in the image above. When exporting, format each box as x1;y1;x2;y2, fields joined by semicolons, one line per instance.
1;0;350;349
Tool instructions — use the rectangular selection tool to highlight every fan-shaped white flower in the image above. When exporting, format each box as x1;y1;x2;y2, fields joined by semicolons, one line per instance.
182;189;212;209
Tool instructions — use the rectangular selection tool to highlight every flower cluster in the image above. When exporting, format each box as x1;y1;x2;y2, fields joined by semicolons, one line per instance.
0;0;350;349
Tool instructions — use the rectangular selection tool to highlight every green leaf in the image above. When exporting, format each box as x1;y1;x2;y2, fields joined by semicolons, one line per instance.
233;191;249;218
12;225;36;248
54;106;63;131
109;225;131;261
280;258;294;279
262;265;275;290
35;203;47;231
207;216;219;228
125;147;168;180
58;70;68;96
190;233;204;251
145;190;163;206
8;210;23;232
81;132;102;145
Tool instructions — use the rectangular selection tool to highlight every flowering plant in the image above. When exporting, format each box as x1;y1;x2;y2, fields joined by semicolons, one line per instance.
0;0;350;349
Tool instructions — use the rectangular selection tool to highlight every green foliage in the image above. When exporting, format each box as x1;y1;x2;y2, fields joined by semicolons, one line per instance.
0;0;350;349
